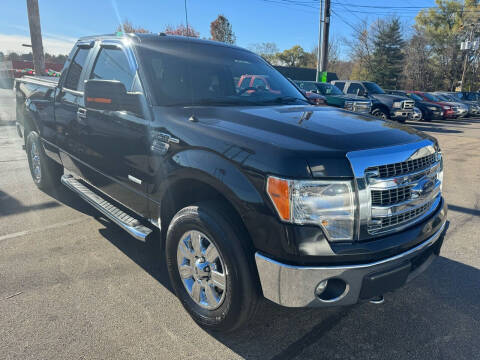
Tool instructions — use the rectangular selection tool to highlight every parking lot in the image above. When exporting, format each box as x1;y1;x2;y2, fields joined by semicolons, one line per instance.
1;88;479;359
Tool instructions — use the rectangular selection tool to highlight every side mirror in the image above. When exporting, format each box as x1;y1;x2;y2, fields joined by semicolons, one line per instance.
84;79;141;115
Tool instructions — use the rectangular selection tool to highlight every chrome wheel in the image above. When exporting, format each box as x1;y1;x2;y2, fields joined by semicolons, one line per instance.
30;141;41;181
372;109;388;120
177;230;227;310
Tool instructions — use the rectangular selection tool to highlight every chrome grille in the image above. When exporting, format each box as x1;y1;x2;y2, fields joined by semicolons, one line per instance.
402;100;415;109
368;153;437;178
368;200;434;232
371;186;412;206
347;141;442;240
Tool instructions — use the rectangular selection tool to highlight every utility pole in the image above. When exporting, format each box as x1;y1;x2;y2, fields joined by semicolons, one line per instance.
319;0;330;82
316;0;324;82
26;0;45;76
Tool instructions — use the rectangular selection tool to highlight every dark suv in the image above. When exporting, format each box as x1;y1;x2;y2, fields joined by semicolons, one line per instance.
332;80;415;122
387;90;444;121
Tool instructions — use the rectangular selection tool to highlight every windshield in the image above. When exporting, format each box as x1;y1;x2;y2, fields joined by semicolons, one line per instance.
364;82;385;94
424;93;441;102
317;83;343;96
137;41;308;106
408;93;423;101
435;94;453;102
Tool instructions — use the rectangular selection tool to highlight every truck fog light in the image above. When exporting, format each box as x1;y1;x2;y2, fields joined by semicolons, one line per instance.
315;280;328;296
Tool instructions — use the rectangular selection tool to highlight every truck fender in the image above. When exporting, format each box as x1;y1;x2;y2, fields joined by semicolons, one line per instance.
151;149;266;231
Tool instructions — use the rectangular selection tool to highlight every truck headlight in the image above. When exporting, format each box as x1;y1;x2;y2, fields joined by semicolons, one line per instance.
344;101;354;111
393;101;402;108
267;177;356;241
427;106;438;111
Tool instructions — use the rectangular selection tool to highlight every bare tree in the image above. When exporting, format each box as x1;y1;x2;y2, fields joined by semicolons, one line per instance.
402;30;435;91
248;42;279;64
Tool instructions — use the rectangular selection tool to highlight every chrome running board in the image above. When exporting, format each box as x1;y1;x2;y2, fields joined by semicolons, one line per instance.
61;175;152;241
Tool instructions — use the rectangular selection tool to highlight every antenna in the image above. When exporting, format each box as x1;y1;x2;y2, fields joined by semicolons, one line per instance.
184;0;189;36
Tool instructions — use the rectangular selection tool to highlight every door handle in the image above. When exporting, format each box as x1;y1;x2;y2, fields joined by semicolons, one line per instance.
77;108;87;118
76;108;87;125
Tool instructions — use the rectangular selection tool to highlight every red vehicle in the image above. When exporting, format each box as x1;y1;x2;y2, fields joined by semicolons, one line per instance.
409;91;456;119
237;74;281;94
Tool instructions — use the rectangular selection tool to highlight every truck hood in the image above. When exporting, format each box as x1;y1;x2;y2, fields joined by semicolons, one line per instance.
370;93;409;103
154;105;433;177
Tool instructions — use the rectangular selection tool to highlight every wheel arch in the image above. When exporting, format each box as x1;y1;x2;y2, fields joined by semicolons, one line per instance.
153;149;266;250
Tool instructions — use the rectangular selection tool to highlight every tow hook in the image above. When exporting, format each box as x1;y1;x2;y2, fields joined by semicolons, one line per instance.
369;295;384;304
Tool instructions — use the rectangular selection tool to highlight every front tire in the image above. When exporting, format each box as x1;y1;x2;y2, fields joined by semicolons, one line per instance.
26;131;63;190
166;203;259;332
371;108;389;120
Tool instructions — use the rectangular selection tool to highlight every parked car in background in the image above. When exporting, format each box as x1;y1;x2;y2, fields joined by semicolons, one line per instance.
454;91;480;104
436;92;479;116
412;91;457;119
303;90;326;105
433;92;470;117
387;90;443;121
287;78;326;105
331;80;414;122
295;80;371;114
14;33;447;332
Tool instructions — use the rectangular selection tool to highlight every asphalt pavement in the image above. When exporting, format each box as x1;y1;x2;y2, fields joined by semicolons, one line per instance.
1;89;479;359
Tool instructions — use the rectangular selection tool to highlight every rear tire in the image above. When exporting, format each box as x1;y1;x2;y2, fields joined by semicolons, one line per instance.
166;202;259;332
26;131;63;190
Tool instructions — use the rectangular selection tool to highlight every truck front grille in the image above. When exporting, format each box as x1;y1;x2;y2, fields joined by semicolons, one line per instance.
368;153;437;178
368;200;434;232
366;152;442;235
371;186;412;206
346;141;443;240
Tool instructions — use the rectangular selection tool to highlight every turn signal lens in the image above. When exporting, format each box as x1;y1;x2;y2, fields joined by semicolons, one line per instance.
267;177;290;221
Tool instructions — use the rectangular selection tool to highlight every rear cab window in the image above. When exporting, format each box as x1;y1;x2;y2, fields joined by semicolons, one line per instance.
346;83;363;95
333;81;345;92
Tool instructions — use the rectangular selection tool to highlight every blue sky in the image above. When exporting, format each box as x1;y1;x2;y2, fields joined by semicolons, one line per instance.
1;0;437;57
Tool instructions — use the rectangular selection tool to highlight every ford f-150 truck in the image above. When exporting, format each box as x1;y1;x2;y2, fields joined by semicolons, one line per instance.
15;34;447;332
332;80;415;122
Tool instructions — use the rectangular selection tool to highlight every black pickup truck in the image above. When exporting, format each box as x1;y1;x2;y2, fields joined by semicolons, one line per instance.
15;34;447;332
332;80;415;122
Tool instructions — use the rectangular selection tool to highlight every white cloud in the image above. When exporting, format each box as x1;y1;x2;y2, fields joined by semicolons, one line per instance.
0;33;74;55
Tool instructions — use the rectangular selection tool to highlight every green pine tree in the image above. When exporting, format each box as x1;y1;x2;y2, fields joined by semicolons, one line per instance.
371;18;404;89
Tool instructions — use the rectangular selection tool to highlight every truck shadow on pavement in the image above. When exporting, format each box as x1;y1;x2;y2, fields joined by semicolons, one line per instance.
61;200;480;359
46;186;480;360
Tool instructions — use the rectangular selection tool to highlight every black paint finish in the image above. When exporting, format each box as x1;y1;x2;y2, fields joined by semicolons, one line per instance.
14;34;445;265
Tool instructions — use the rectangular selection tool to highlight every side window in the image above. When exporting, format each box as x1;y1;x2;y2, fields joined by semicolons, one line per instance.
63;48;90;91
347;83;363;95
90;48;135;91
333;81;345;92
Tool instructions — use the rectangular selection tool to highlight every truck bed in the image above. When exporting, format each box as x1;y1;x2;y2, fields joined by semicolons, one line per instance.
16;75;59;88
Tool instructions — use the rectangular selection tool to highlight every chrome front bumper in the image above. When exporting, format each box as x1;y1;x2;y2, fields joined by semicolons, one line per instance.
255;221;446;308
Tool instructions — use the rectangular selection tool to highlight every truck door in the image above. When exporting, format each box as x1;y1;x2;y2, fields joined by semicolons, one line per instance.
55;42;95;177
78;42;150;216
